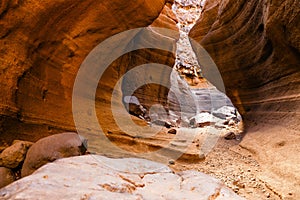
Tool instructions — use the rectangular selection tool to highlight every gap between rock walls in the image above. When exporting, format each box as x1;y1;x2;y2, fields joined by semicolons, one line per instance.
125;0;244;137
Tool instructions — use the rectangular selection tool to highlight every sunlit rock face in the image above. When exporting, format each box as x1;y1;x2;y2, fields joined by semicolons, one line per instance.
172;0;205;76
119;2;178;113
0;0;168;142
189;0;300;197
189;0;300;128
163;0;242;132
0;155;244;200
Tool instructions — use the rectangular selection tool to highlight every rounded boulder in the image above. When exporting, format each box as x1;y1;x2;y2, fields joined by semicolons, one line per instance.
21;132;87;177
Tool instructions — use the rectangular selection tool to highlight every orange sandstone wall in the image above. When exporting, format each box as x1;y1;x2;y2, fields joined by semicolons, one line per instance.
0;0;172;142
190;0;300;129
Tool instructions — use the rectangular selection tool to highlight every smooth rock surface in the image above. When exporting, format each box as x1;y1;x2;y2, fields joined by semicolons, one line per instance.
190;0;300;198
0;0;168;143
0;167;15;189
0;141;33;169
21;132;86;177
0;155;244;200
190;0;300;128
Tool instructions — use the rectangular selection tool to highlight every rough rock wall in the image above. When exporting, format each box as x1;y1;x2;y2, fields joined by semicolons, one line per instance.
119;2;178;110
190;0;300;129
0;0;168;143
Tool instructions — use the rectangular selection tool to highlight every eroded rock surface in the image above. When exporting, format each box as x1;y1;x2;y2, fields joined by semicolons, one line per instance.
0;168;15;189
189;0;300;198
0;155;244;200
0;0;168;143
21;132;86;177
167;71;242;133
189;0;300;128
0;140;33;169
172;0;205;76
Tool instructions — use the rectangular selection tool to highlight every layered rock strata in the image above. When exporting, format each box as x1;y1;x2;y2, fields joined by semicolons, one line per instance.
163;0;243;132
189;0;300;127
189;0;300;197
0;0;169;143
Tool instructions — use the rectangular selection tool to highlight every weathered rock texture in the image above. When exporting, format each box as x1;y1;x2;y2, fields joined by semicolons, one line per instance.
0;167;15;189
21;132;86;177
0;155;244;200
189;0;300;198
0;140;32;169
172;0;204;76
0;0;170;143
118;2;178;111
190;0;300;128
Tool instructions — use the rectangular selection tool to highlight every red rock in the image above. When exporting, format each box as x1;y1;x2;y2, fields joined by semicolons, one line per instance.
0;167;15;189
189;1;300;198
189;0;300;128
0;141;33;169
0;0;168;142
21;132;86;177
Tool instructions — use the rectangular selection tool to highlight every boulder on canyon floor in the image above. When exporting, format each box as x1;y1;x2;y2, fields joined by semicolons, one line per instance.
0;167;15;189
0;155;244;200
0;140;33;169
21;132;87;177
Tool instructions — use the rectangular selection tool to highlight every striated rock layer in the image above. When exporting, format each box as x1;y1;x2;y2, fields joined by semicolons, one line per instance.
190;0;300;128
0;0;173;143
189;0;300;198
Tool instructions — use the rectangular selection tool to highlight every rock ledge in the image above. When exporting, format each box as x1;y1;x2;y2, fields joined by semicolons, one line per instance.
0;155;244;200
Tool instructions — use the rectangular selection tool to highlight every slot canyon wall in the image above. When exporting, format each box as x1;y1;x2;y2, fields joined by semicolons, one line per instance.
0;0;299;197
0;0;177;143
190;0;300;129
189;0;300;196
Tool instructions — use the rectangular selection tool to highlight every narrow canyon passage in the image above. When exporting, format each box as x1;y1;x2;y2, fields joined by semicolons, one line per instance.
111;1;279;199
0;0;299;199
168;0;242;133
124;0;243;139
